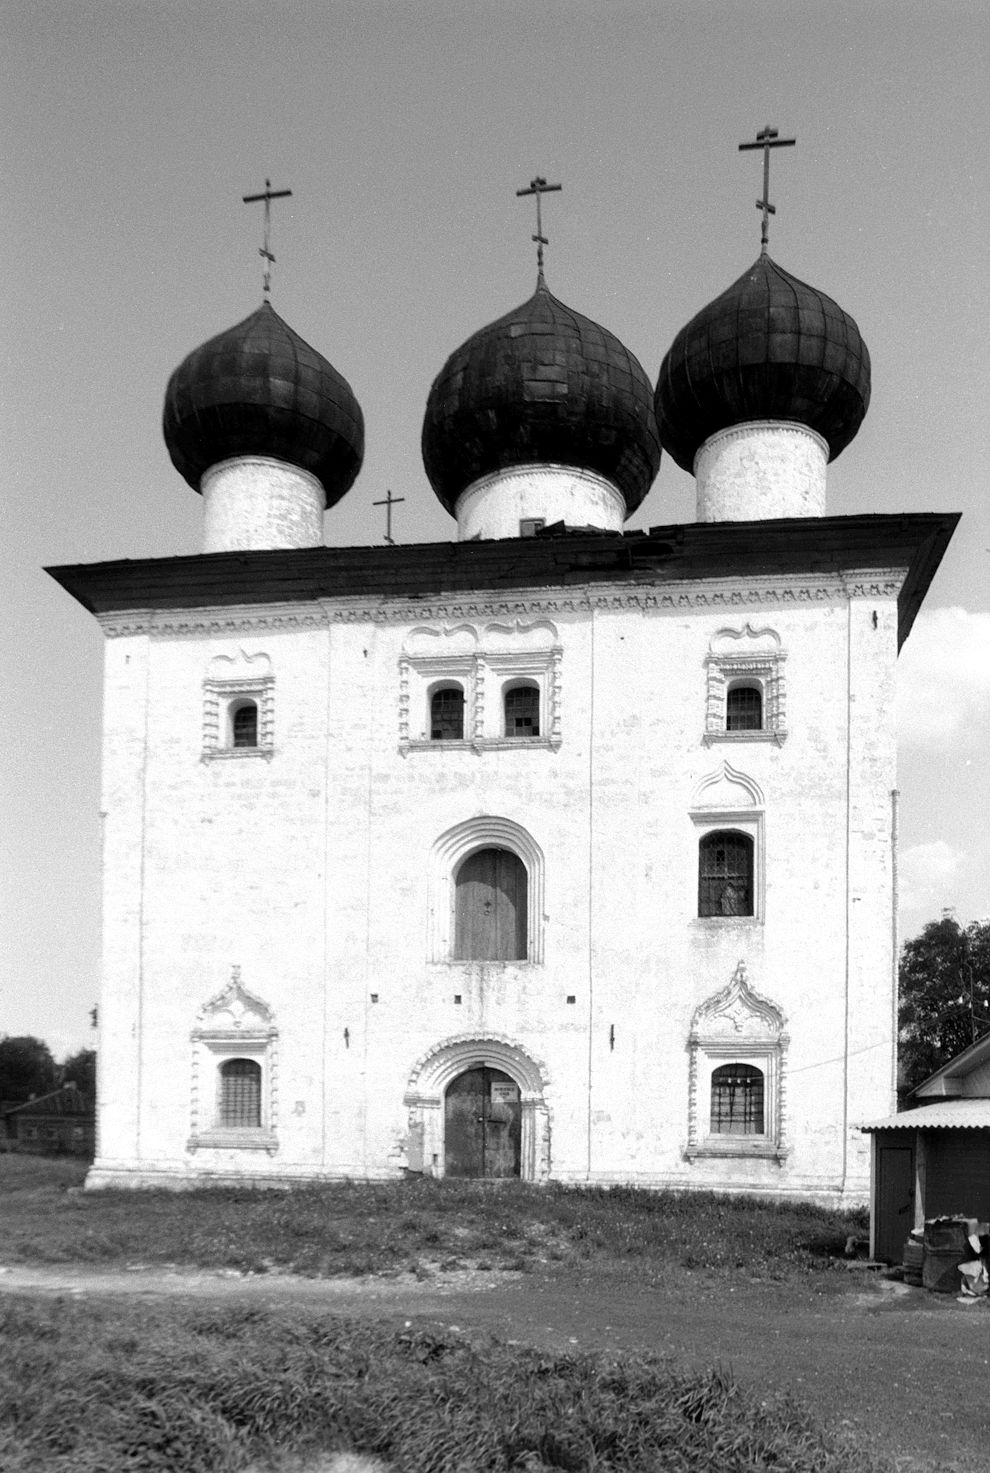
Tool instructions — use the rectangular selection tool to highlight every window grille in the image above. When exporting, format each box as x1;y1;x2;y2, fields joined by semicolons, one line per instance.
454;847;528;960
504;685;540;738
232;703;258;747
710;1063;765;1134
219;1058;262;1128
431;686;465;741
698;831;754;917
726;684;762;731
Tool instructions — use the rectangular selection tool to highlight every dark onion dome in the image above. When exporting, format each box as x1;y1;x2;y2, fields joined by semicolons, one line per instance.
422;278;661;516
655;255;871;474
163;301;364;507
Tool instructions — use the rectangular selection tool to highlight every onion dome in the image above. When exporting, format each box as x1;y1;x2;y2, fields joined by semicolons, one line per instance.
422;278;661;516
163;301;364;507
655;255;870;473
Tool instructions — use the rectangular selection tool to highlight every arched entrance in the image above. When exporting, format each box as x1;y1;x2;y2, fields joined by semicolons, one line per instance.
445;1066;521;1178
404;1034;551;1181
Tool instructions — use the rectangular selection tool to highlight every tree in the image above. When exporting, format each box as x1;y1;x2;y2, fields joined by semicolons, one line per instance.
898;915;990;1092
61;1048;97;1098
0;1035;57;1104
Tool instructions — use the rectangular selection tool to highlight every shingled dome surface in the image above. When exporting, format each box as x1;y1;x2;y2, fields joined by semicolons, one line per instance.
655;255;870;473
163;302;364;507
422;279;661;516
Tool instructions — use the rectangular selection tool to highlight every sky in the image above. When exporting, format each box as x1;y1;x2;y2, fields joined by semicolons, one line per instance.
2;0;988;1060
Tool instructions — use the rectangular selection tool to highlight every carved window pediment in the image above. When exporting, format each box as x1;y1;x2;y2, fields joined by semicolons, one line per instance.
686;963;789;1163
189;968;278;1154
704;624;786;745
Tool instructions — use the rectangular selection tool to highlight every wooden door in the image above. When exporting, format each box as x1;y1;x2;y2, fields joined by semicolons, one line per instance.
454;849;527;960
444;1066;521;1178
876;1144;915;1263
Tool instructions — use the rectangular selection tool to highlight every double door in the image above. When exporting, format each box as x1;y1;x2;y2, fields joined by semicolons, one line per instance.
444;1066;521;1178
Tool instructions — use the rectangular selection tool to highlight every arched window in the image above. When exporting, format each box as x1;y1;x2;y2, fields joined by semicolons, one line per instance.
698;830;754;917
504;683;540;739
710;1063;765;1135
454;847;527;960
231;701;258;747
218;1058;261;1128
726;683;762;731
431;685;465;741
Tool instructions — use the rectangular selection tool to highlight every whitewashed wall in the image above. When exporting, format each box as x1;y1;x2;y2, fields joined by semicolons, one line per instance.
89;567;902;1201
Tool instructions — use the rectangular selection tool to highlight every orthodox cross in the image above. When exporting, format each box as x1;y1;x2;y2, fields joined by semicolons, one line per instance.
516;175;562;281
373;488;405;545
738;126;795;254
242;178;293;295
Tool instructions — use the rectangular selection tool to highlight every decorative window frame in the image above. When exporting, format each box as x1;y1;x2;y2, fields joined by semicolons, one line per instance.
703;624;786;745
202;653;275;761
429;816;545;964
188;967;279;1152
690;763;765;925
686;962;789;1162
399;622;562;753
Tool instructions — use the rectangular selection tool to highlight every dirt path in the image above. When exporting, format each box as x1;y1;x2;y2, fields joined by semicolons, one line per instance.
2;1261;987;1472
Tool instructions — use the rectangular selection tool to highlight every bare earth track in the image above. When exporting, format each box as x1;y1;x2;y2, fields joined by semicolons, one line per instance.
2;1259;987;1472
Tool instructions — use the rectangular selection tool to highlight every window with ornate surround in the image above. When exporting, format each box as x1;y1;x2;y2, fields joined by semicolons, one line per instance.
686;962;789;1161
703;624;786;745
399;621;561;753
188;968;278;1152
202;651;275;761
690;763;765;925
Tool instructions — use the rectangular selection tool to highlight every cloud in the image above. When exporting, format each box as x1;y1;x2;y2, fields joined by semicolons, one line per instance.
899;839;967;922
897;608;990;747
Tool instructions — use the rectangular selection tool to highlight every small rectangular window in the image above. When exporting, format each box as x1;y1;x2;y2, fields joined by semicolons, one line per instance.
726;685;762;731
519;518;545;538
711;1064;765;1134
431;686;465;740
219;1059;262;1128
504;685;540;738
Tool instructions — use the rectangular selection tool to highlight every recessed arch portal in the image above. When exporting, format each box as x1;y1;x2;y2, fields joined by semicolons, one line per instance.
403;1034;551;1180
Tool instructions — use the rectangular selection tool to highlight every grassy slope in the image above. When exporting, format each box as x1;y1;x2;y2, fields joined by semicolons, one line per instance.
0;1156;868;1281
0;1296;890;1473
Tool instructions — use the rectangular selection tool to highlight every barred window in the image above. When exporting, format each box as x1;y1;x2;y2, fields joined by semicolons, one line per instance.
726;683;762;732
219;1058;261;1128
504;684;540;739
232;702;258;748
698;831;753;917
431;686;465;741
711;1063;765;1134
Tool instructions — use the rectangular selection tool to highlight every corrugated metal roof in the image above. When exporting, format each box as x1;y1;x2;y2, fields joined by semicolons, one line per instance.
859;1099;990;1132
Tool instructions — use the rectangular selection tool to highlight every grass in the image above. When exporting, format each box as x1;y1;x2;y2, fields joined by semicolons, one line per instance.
0;1154;868;1282
0;1295;891;1473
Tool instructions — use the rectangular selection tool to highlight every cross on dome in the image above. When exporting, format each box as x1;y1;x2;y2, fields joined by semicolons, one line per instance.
738;126;795;254
515;175;562;283
242;177;293;296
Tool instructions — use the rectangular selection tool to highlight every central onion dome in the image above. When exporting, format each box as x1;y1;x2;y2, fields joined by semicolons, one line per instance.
655;254;870;475
163;301;364;508
422;277;661;528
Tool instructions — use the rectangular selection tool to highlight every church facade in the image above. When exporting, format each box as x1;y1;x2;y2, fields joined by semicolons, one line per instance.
50;235;956;1200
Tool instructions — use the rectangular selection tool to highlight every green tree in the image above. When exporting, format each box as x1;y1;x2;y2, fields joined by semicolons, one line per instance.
0;1035;57;1104
61;1047;96;1098
898;915;990;1091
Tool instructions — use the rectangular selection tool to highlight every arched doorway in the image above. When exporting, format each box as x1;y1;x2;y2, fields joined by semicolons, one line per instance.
444;1065;522;1178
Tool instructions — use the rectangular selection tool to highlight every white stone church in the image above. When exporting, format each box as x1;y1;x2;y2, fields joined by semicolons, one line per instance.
50;220;956;1199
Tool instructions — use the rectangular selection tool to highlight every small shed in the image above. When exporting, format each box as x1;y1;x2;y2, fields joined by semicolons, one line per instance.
860;1032;990;1263
1;1085;95;1157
